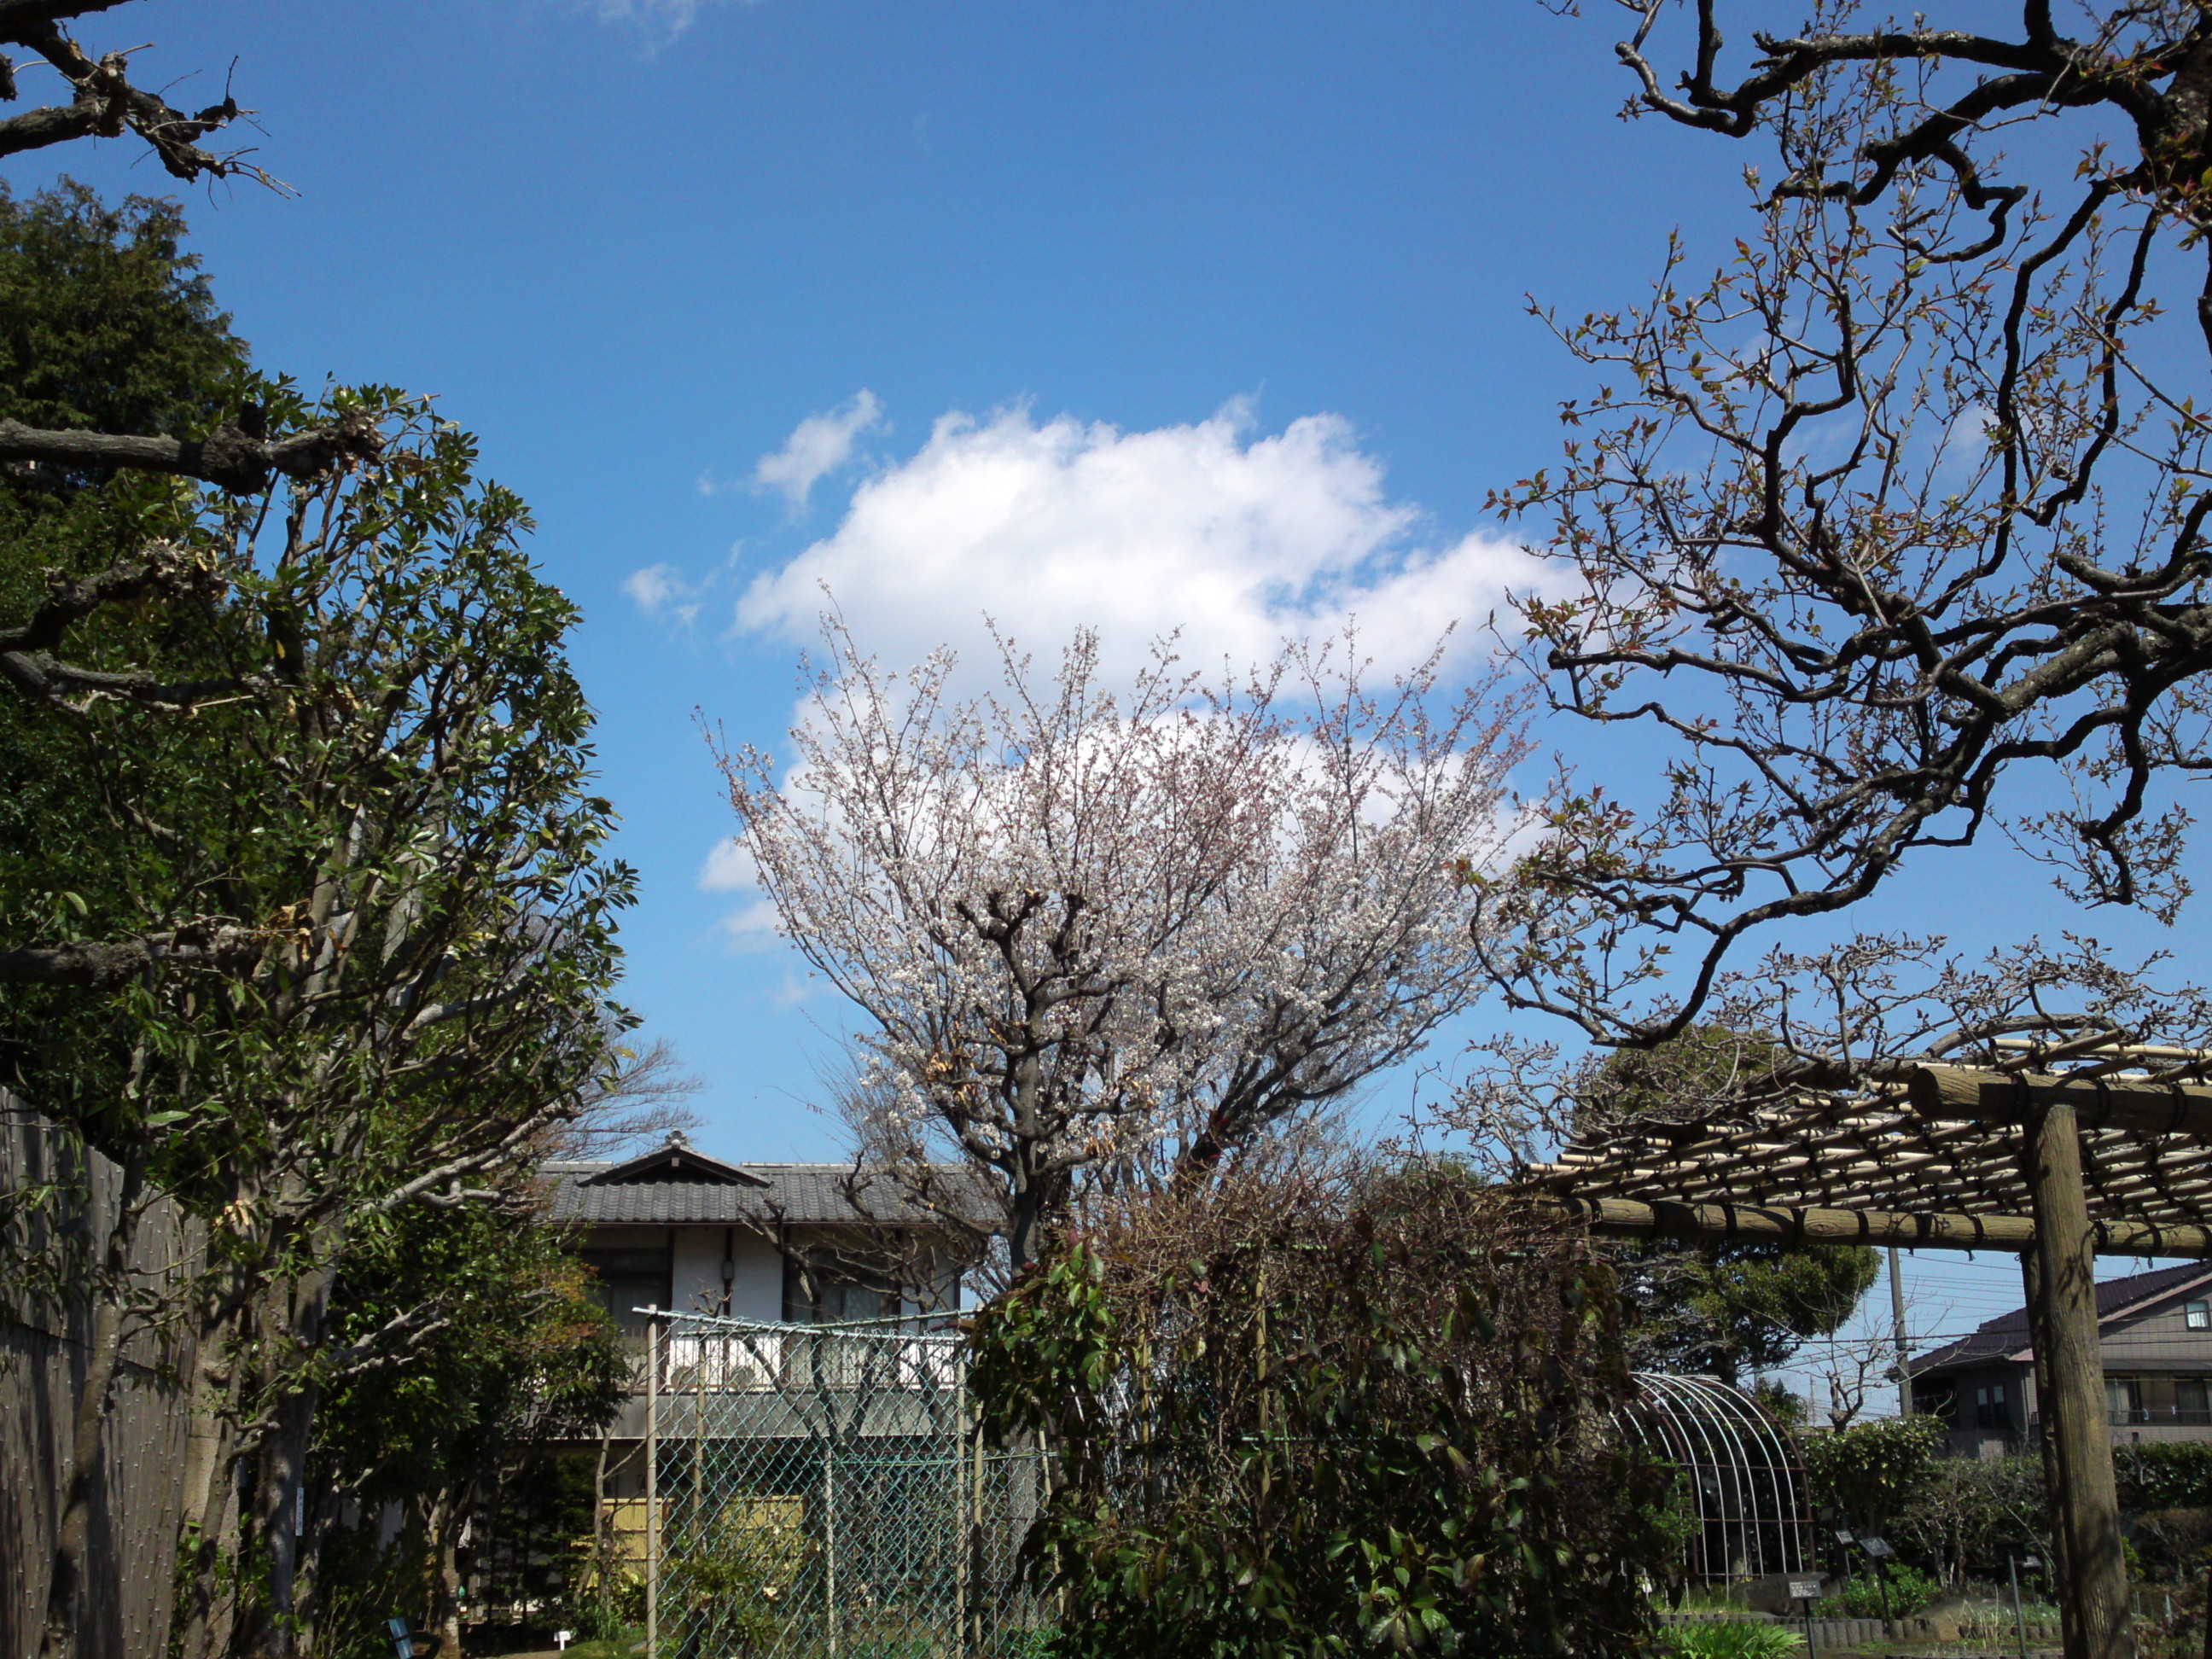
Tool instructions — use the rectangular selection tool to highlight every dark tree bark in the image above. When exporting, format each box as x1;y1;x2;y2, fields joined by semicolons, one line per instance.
35;1138;145;1659
0;3;259;183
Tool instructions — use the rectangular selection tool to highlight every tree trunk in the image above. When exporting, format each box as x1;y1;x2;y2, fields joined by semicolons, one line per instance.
424;1487;469;1659
36;1139;147;1659
239;1231;339;1659
172;1265;254;1659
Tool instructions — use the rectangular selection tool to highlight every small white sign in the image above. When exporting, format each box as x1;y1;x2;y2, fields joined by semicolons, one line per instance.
1789;1578;1825;1601
555;1633;573;1652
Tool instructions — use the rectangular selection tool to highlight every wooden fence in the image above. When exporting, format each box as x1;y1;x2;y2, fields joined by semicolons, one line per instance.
2;1099;197;1659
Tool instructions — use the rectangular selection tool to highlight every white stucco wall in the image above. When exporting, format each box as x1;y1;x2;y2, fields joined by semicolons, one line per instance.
668;1225;783;1319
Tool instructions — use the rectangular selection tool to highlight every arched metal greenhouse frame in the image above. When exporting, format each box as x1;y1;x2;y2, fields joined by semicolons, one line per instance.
1625;1373;1813;1585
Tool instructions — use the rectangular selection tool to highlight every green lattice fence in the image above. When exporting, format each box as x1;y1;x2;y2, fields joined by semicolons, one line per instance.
646;1313;1048;1659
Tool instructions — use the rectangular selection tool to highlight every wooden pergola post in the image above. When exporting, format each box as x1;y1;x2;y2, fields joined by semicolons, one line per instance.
2019;1093;2131;1659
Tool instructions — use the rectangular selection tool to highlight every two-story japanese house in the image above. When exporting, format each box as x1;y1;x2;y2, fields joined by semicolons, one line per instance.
1908;1261;2212;1457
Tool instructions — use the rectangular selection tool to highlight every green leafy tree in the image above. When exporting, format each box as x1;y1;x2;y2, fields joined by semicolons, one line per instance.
308;1208;628;1659
0;185;636;1659
1577;1031;1880;1384
1801;1414;1947;1538
0;20;637;1657
0;176;265;1659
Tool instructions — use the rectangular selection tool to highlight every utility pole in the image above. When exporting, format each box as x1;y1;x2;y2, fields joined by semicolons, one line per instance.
1889;1245;1912;1417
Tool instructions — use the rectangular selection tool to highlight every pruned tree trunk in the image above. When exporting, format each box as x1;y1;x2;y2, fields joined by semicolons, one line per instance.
236;1214;341;1659
173;1266;254;1659
423;1487;469;1659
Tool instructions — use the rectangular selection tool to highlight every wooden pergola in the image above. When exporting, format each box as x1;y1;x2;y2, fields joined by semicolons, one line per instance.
1524;1059;2212;1659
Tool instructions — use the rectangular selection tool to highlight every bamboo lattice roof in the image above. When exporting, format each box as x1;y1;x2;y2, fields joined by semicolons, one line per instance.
1522;1075;2212;1246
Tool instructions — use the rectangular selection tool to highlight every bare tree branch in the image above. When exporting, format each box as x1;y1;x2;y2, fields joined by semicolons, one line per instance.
1486;0;2212;1047
0;5;259;183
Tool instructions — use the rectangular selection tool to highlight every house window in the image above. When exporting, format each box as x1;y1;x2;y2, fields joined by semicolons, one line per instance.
1913;1380;1958;1422
1972;1383;2009;1431
578;1247;672;1337
2179;1379;2211;1424
2107;1377;2145;1423
782;1249;898;1324
2186;1300;2210;1330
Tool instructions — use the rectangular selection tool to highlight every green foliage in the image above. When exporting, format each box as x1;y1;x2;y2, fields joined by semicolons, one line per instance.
1800;1416;1947;1533
1888;1453;2046;1585
971;1164;1679;1657
1813;1563;1940;1618
313;1209;627;1506
658;1499;809;1656
1658;1622;1805;1659
0;179;637;1653
2117;1442;2212;1513
0;179;247;455
1585;1030;1878;1382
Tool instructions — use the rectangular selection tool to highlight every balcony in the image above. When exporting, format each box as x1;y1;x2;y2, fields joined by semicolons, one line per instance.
615;1327;961;1395
2108;1406;2212;1428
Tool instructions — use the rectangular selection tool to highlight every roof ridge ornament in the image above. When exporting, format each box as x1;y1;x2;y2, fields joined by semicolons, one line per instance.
577;1136;771;1188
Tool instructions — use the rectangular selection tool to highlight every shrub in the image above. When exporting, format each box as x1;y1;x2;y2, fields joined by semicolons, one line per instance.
2118;1444;2212;1513
971;1161;1684;1658
1660;1623;1806;1659
1813;1563;1940;1619
1800;1416;1947;1534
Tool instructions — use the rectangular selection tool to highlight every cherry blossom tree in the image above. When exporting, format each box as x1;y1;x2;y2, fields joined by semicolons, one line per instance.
718;622;1528;1272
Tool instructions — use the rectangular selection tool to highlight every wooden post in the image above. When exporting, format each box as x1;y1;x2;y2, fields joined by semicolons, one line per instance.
2023;1250;2076;1657
2019;1097;2131;1659
646;1312;659;1659
1888;1245;1912;1418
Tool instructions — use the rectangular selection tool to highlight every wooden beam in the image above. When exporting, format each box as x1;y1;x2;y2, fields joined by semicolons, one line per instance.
1910;1062;2212;1136
2019;1096;2131;1659
1542;1194;2212;1256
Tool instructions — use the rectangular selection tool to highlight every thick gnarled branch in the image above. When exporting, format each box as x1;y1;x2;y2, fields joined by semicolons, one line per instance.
0;409;382;496
0;3;258;183
0;920;262;987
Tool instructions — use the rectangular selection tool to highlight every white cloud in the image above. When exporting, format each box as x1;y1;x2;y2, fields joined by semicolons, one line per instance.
699;836;755;892
768;969;820;1010
696;839;785;952
717;898;782;946
578;0;748;46
624;562;703;626
750;390;884;510
734;400;1549;682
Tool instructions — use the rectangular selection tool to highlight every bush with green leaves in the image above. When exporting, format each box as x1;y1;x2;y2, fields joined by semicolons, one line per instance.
1813;1563;1940;1619
1659;1622;1805;1659
2117;1444;2212;1514
1889;1453;2046;1586
1800;1416;1947;1534
658;1499;806;1658
971;1161;1683;1658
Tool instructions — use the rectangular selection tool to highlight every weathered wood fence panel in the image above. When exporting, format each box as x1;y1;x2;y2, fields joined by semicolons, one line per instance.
2;1098;196;1659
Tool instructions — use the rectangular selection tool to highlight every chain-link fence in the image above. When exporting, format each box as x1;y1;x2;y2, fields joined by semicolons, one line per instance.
643;1311;1049;1659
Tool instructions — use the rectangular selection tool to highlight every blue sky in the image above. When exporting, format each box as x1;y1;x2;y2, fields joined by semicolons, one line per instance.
5;0;1727;1155
7;0;2198;1294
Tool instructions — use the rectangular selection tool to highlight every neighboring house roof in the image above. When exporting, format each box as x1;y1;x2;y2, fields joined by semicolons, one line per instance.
544;1134;976;1229
580;1138;771;1190
1909;1261;2212;1377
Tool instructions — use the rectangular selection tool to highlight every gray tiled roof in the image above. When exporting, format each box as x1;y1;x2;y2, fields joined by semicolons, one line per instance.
543;1155;975;1228
1909;1260;2212;1375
